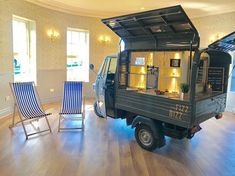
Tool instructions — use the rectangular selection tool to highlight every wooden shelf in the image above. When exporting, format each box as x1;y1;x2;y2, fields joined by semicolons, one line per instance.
156;66;180;69
128;73;147;75
159;76;180;78
129;65;145;67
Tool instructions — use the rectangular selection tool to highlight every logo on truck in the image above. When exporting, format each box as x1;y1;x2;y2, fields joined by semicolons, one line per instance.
169;104;189;120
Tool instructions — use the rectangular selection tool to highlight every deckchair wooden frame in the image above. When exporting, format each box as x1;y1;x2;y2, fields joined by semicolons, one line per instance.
58;81;85;132
9;82;52;139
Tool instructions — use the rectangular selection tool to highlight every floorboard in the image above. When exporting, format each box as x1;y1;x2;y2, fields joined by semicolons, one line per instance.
0;100;235;176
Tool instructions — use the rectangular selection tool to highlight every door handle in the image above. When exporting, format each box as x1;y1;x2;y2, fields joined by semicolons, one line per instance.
110;80;115;85
106;80;115;85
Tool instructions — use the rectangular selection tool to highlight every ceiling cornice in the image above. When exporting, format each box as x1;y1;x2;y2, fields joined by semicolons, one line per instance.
25;0;235;19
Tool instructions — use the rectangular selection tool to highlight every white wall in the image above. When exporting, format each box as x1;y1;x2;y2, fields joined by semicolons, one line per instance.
192;12;235;48
1;1;235;118
192;12;235;112
0;0;119;118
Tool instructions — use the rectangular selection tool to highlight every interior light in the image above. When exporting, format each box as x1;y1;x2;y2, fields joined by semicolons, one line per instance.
109;21;116;27
148;52;153;66
104;36;111;42
47;29;60;41
174;53;180;59
99;35;111;43
140;67;145;74
171;78;177;93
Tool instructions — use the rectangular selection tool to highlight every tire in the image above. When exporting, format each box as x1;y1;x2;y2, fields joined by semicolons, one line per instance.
94;102;104;118
135;124;158;151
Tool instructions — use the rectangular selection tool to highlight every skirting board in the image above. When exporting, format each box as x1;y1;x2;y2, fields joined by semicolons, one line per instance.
225;106;235;113
0;96;61;119
41;95;94;104
0;107;13;119
40;96;61;104
0;95;95;119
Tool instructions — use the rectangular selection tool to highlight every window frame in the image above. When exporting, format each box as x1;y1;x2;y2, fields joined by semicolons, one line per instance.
12;15;36;83
107;57;117;74
66;27;89;82
101;59;109;77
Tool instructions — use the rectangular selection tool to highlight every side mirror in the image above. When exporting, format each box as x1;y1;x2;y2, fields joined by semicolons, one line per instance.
89;64;97;75
89;64;94;70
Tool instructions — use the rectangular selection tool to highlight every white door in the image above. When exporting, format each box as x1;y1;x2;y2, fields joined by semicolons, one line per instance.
96;58;110;117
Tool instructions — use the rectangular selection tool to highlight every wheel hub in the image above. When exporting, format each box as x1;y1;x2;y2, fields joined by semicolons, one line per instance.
139;129;153;146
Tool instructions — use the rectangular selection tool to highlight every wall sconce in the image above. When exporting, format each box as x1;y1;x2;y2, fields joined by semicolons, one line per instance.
98;35;111;43
47;29;60;41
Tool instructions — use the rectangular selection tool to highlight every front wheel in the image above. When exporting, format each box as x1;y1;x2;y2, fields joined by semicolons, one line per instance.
135;124;158;151
94;101;104;118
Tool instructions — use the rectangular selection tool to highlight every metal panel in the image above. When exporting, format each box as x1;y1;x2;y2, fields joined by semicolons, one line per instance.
115;89;192;128
102;5;199;51
209;31;235;52
195;93;226;124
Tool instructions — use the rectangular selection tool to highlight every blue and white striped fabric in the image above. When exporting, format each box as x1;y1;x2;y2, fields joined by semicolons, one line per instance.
11;82;51;119
60;81;83;115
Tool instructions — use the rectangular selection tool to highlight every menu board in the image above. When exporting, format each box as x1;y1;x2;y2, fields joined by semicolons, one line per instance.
208;67;224;91
197;67;203;83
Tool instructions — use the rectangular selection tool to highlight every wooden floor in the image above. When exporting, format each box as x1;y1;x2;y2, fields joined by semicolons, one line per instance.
0;100;235;176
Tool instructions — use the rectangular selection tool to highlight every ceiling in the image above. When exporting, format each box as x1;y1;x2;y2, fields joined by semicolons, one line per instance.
26;0;235;18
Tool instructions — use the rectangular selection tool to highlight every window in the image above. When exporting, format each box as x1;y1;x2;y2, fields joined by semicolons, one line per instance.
108;57;117;74
12;16;36;83
230;53;235;91
101;59;108;77
67;28;89;82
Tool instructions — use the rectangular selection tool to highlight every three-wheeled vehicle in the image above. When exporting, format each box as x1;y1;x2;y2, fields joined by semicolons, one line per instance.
92;5;235;151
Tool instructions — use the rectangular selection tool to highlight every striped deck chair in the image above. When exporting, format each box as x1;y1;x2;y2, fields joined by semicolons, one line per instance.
58;81;85;131
9;82;52;139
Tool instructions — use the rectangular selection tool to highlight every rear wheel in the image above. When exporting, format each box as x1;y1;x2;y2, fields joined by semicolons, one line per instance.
135;124;158;151
94;102;104;118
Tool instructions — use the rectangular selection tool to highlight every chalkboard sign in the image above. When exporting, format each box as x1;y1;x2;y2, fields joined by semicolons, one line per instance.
208;67;224;91
197;67;203;83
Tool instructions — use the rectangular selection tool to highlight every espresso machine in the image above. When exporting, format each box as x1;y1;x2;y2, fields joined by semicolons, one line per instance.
146;65;159;89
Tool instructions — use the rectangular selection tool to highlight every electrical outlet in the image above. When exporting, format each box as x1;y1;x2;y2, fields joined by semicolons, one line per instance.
50;88;54;92
5;96;10;101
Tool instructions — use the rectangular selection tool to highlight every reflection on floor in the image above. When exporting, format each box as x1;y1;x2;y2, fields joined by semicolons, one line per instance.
0;100;235;176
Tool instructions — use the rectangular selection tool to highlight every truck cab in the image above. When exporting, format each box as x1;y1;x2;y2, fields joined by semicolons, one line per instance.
93;55;117;118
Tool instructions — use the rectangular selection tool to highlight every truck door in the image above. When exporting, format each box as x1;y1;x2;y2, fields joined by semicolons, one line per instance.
95;56;117;118
95;57;109;117
104;57;117;117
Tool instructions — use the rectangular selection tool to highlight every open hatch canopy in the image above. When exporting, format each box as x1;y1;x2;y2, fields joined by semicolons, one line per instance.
102;5;200;51
209;31;235;52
